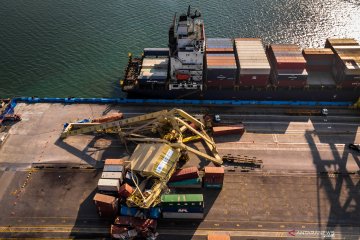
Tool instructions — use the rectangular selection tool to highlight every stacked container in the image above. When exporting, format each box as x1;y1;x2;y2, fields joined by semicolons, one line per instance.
203;167;224;188
325;38;360;88
205;38;237;88
267;44;308;88
235;38;271;87
206;38;234;53
93;193;119;218
138;57;168;86
98;158;125;194
302;48;334;72
161;194;204;219
168;167;202;188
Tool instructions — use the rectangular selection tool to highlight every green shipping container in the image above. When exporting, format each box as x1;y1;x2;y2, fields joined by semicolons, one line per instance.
161;194;204;208
168;178;202;188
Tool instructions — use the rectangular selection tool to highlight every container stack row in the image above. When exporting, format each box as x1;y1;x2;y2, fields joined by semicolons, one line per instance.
235;38;271;87
98;158;125;194
161;194;205;219
267;44;308;88
302;48;334;72
205;38;237;88
325;38;360;88
94;163;226;238
138;57;168;86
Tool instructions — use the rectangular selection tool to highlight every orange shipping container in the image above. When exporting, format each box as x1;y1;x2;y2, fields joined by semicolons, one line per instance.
208;234;230;240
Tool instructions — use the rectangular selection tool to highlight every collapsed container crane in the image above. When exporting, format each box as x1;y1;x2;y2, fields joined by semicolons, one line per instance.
60;108;222;208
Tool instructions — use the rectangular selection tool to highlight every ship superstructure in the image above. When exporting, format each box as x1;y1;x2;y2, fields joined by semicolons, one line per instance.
168;6;205;90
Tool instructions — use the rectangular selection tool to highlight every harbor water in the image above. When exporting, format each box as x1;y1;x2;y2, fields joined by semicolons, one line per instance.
1;0;359;98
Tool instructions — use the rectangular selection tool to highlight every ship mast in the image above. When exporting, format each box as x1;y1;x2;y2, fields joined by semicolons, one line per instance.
169;6;205;91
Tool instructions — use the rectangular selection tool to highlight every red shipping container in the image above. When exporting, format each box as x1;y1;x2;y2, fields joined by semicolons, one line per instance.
239;74;269;87
276;62;306;70
169;167;199;182
93;193;118;217
119;183;134;198
206;80;235;88
204;167;224;185
204;167;224;177
276;80;307;88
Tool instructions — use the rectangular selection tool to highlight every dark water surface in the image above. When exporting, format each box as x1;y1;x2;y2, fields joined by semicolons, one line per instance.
1;0;359;98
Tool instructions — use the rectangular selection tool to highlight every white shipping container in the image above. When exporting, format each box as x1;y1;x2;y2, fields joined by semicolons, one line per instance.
97;178;120;192
101;172;123;183
142;58;168;68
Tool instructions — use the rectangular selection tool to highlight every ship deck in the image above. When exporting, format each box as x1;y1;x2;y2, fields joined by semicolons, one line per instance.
0;103;359;239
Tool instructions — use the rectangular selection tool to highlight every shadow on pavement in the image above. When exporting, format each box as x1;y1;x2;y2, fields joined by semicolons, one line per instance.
305;130;360;238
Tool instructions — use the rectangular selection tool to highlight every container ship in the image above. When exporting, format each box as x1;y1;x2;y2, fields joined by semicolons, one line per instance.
121;6;360;101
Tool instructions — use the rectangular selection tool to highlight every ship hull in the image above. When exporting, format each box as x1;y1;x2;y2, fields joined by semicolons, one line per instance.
126;88;359;102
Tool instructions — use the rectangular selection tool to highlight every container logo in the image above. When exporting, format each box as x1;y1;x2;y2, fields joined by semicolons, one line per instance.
177;208;189;213
155;149;174;173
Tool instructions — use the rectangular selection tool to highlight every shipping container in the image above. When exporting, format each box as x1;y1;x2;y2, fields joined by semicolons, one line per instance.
161;194;204;212
212;124;245;136
206;79;236;88
141;58;168;69
303;48;334;72
93;193;118;217
97;178;120;192
105;158;127;165
169;167;199;182
162;212;204;219
206;68;237;81
120;205;144;218
206;38;234;53
267;44;306;70
144;48;169;57
92;113;123;123
119;183;134;198
204;167;224;189
148;207;161;219
168;177;202;188
235;38;271;86
103;165;124;172
208;234;231;240
325;38;359;51
101;172;123;183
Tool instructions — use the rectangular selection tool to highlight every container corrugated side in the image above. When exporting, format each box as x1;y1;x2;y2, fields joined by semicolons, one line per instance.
162;212;204;219
161;194;203;203
169;167;199;182
101;172;123;182
103;165;124;172
168;178;202;188
208;234;231;240
97;178;120;192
